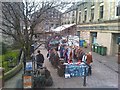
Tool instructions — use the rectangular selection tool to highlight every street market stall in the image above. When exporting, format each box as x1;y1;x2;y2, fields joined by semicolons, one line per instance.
56;59;89;78
64;62;89;78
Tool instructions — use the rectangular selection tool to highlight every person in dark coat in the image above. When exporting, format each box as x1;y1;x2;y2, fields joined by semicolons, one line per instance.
59;45;65;58
64;48;68;63
52;49;59;68
49;49;54;62
36;50;44;68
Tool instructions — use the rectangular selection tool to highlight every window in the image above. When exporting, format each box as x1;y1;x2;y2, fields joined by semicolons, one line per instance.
72;11;74;16
91;8;94;20
51;24;54;27
79;12;81;23
84;10;87;21
56;24;59;27
99;5;104;19
58;15;59;18
68;21;70;24
116;6;120;16
72;20;74;23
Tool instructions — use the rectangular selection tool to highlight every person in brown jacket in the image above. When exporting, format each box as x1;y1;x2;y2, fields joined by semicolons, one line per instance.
86;52;93;64
69;46;73;61
86;52;93;75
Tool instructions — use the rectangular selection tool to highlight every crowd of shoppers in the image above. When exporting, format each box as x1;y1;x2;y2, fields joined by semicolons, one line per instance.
47;42;93;75
58;45;92;63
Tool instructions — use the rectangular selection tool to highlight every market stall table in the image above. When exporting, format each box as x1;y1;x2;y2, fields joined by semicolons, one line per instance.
64;62;89;78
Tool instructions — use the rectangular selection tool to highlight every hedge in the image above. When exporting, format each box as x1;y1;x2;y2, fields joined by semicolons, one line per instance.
0;51;24;81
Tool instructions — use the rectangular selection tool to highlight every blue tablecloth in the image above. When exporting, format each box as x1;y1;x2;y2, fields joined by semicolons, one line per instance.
65;63;89;78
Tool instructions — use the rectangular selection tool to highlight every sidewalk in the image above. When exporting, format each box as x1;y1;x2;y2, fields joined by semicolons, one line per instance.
81;47;118;73
42;46;118;88
3;69;23;88
3;44;118;88
3;44;46;89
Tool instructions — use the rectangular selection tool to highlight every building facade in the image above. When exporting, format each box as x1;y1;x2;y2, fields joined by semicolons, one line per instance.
34;8;62;40
76;0;120;55
61;0;120;55
61;3;79;25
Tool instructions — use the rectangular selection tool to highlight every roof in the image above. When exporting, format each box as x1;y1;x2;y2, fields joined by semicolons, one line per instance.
51;24;76;32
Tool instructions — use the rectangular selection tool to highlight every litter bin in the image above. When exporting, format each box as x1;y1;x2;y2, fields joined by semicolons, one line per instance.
83;41;87;48
97;45;102;55
92;44;95;52
79;40;85;47
95;44;98;53
101;46;107;56
22;74;34;88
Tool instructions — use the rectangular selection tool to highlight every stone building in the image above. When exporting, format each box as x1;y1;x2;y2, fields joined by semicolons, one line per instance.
76;0;120;55
61;0;120;55
61;2;80;25
34;8;62;40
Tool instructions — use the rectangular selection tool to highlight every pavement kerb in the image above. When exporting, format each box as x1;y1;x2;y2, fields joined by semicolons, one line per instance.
4;63;23;81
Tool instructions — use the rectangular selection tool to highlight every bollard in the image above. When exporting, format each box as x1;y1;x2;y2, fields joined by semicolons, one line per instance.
83;66;86;86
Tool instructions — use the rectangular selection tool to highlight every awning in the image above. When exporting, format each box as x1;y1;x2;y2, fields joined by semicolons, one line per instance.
51;24;76;32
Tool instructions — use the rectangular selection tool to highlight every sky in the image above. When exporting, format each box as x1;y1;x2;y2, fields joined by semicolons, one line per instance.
21;0;82;13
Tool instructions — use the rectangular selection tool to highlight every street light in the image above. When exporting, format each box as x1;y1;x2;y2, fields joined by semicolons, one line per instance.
75;7;80;46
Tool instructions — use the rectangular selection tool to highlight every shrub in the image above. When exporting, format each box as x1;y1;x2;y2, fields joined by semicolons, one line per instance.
2;50;19;72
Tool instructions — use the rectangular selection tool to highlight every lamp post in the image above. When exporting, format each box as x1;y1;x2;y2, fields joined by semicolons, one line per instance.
75;7;80;46
67;28;70;42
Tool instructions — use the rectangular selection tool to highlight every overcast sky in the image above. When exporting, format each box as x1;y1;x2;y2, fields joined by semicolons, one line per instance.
25;0;82;12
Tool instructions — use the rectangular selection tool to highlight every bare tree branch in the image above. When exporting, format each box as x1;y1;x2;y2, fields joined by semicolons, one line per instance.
2;3;16;24
2;1;70;59
2;22;15;30
2;11;15;28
